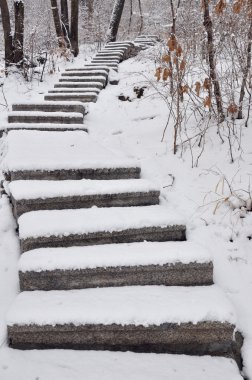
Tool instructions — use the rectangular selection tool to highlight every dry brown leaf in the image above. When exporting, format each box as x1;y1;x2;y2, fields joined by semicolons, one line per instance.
180;59;186;71
203;77;211;91
215;0;226;15
227;102;238;114
163;68;170;81
173;56;178;65
195;81;201;97
155;67;162;81
167;35;177;51
176;45;183;57
204;96;212;108
233;0;244;13
162;54;171;63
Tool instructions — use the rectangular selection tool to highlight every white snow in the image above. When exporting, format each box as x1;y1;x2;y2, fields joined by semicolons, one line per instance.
19;241;211;272
12;100;86;107
60;75;107;81
7;285;236;326
8;111;83;118
2;130;139;172
1;123;87;131
62;70;108;75
0;350;243;380
18;205;185;239
9;178;159;200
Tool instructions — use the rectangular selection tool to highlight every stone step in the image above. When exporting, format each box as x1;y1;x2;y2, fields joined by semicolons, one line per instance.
65;66;110;73
44;93;98;103
95;53;123;59
7;285;242;368
0;351;243;380
92;57;120;63
3;130;141;181
18;205;186;252
18;242;213;290
137;34;159;39
59;76;107;85
0;123;87;134
12;101;85;115
48;88;101;94
8;111;84;124
98;49;125;55
54;82;104;89
9;179;160;217
85;63;118;71
106;41;134;48
61;70;108;78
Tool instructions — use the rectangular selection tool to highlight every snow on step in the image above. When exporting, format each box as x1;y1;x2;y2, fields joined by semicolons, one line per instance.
61;70;108;77
9;179;160;216
59;76;107;84
65;66;110;73
7;285;242;362
54;81;104;89
48;87;101;94
19;242;213;290
92;57;120;62
12;101;85;115
0;350;243;380
1;123;87;133
18;205;186;252
3;130;140;181
44;93;98;103
8;111;83;124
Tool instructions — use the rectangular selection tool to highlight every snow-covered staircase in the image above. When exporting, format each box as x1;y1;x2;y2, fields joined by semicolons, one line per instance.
1;37;243;376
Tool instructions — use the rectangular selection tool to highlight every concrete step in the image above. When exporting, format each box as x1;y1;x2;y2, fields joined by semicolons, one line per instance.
92;57;120;63
61;70;108;78
8;111;84;124
65;66;110;73
3;130;141;181
44;93;98;103
95;53;123;59
48;88;101;94
0;123;87;134
85;63;118;71
106;42;134;48
54;82;104;89
18;205;186;252
7;285;242;368
18;242;213;290
59;76;106;85
9;179;160;217
12;101;85;115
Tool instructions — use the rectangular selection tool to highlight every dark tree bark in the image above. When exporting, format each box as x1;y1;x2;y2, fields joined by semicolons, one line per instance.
237;17;252;120
61;0;70;37
51;0;65;48
0;0;13;67
106;0;126;42
70;0;79;57
202;0;225;123
13;0;24;65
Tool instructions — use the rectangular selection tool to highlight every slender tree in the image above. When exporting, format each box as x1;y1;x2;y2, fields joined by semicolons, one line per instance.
70;0;79;56
61;0;70;37
106;0;126;42
0;0;13;67
202;0;225;123
51;0;65;48
13;0;24;65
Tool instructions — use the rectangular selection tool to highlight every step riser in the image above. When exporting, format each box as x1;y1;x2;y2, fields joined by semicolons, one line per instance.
19;263;214;291
48;90;100;94
61;72;108;77
4;126;87;133
59;78;106;84
54;83;103;88
65;67;110;73
7;322;242;368
8;115;83;124
12;191;160;217
44;95;97;103
5;167;141;182
12;104;85;115
20;226;186;253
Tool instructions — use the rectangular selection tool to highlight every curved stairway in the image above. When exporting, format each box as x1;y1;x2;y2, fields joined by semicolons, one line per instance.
1;36;243;376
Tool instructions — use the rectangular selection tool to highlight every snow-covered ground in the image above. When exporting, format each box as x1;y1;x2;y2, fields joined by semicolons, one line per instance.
0;45;252;378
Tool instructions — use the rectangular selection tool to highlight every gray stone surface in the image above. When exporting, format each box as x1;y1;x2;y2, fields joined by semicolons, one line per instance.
11;190;160;217
19;262;214;291
2;124;88;133
7;321;243;368
12;103;85;115
48;89;101;94
5;166;141;182
44;94;97;103
55;82;104;89
8;114;83;124
59;77;106;84
20;225;186;253
61;71;108;78
65;67;110;73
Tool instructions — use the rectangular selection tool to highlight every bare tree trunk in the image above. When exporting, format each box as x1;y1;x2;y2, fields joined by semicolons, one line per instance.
86;0;93;18
13;0;24;66
237;18;252;120
51;0;65;48
138;0;143;34
61;0;70;37
0;0;13;67
202;0;225;123
106;0;126;42
70;0;79;57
